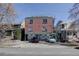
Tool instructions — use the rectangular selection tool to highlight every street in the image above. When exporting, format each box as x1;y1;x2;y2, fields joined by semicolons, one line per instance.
0;44;79;56
0;37;79;56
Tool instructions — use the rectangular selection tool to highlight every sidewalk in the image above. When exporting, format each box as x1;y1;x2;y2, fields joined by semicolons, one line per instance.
59;42;79;49
0;36;20;47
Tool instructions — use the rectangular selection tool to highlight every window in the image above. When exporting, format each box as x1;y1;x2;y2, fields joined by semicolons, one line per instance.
28;28;32;32
61;24;64;28
29;19;33;24
42;26;47;32
28;26;32;32
42;19;47;24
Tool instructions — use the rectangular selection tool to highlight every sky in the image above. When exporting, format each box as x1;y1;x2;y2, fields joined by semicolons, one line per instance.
13;3;74;25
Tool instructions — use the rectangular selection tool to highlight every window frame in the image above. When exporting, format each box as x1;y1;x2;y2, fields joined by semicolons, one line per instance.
42;19;47;24
29;19;33;24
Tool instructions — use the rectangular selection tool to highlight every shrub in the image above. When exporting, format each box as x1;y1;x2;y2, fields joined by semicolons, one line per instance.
14;28;21;40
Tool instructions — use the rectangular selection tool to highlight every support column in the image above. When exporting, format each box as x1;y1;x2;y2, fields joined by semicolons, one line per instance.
11;31;14;39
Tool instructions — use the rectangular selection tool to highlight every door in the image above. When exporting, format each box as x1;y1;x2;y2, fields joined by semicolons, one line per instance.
21;28;25;41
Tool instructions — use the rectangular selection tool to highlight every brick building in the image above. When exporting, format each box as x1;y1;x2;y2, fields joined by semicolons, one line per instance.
21;16;55;41
25;16;55;34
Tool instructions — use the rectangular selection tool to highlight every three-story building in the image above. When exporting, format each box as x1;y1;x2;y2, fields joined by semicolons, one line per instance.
21;16;55;41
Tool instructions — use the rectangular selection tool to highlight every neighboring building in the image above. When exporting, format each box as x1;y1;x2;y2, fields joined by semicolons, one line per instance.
0;24;21;30
0;24;21;39
56;20;63;31
56;19;77;42
56;20;75;33
13;24;21;29
21;20;25;29
0;24;12;30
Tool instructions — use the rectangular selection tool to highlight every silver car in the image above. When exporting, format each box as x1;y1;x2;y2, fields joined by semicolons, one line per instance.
47;34;56;43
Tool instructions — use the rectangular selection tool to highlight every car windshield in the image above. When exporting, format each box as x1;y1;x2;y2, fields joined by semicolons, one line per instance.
50;36;55;39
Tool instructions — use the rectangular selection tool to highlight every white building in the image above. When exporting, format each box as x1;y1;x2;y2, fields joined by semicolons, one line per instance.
21;20;25;29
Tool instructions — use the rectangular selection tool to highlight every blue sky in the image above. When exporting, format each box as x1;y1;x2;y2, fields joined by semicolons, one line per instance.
13;3;73;25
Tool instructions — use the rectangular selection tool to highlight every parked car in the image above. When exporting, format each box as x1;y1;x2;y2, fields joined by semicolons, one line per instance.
46;33;56;43
28;34;39;43
39;34;49;41
48;37;56;43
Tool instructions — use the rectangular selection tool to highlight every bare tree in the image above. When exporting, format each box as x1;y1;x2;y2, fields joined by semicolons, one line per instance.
69;3;79;20
0;3;16;39
0;3;16;30
68;3;79;31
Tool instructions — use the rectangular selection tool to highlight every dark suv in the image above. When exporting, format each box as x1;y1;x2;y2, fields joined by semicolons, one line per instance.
28;34;39;43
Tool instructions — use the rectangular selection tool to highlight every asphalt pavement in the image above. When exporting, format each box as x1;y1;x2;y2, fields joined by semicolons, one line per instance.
0;37;79;56
0;43;79;56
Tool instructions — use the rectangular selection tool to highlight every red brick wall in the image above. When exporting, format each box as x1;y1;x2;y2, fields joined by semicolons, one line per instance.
25;17;54;33
47;19;53;32
32;17;43;32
